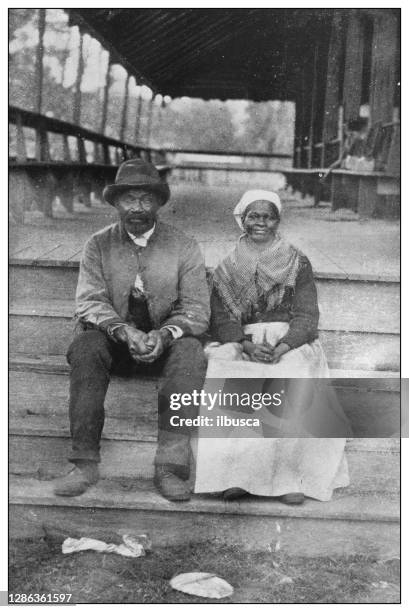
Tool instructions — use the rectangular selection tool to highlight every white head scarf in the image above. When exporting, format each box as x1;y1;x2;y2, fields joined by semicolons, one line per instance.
233;190;282;229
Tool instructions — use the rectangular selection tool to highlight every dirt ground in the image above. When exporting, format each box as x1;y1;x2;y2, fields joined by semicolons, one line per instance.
9;538;400;604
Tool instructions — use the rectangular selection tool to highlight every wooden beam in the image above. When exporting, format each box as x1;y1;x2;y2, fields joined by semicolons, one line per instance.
35;9;46;114
307;45;319;169
9;104;142;153
322;10;344;143
73;31;85;125
100;60;111;135
120;74;131;142
369;12;398;124
343;10;365;123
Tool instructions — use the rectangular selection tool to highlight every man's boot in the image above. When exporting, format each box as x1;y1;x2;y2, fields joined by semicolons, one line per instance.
54;461;99;497
154;465;191;502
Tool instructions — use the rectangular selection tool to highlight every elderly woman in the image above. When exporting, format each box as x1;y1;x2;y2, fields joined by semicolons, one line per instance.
194;190;350;504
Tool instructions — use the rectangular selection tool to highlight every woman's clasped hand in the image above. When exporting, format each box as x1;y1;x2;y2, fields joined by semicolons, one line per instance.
242;339;290;363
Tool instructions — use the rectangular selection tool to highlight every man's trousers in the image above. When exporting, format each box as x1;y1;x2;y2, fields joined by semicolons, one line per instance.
66;330;207;475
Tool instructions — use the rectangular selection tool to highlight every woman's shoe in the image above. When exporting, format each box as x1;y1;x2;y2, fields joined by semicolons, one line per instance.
223;487;247;501
154;466;191;502
279;492;305;505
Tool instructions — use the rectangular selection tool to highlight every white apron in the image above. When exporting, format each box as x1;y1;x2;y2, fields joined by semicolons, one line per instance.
193;323;350;501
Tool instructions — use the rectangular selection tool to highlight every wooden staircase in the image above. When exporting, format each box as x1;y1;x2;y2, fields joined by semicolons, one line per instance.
9;244;400;557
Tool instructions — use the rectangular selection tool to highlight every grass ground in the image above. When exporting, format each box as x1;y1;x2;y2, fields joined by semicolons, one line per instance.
9;538;400;604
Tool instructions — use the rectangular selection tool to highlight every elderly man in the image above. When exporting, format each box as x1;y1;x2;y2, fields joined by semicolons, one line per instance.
54;159;210;501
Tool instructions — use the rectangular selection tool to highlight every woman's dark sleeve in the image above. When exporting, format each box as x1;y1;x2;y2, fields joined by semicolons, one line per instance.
280;256;319;349
210;288;246;343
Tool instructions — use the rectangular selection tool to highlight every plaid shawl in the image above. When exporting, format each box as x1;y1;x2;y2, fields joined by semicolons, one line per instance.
212;233;301;323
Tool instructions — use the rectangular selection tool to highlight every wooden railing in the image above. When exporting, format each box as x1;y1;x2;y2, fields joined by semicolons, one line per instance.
9;105;168;221
9;105;400;222
162;147;292;159
8;105;165;166
294;121;400;174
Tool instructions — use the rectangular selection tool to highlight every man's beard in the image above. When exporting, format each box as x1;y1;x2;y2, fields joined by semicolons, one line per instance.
124;214;154;235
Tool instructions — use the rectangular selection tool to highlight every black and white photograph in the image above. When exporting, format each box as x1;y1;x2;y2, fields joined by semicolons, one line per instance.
8;5;401;605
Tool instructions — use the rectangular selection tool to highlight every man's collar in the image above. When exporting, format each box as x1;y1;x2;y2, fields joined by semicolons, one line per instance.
127;223;156;248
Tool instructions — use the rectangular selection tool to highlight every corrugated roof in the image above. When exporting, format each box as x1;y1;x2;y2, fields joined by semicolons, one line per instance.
68;8;334;101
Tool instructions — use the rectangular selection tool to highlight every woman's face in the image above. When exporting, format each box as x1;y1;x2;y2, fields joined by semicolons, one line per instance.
242;200;279;243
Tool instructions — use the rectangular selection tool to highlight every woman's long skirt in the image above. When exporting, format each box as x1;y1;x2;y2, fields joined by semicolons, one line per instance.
193;322;350;501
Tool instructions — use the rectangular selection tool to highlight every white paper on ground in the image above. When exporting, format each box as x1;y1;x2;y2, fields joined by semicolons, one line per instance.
62;534;150;558
170;572;234;599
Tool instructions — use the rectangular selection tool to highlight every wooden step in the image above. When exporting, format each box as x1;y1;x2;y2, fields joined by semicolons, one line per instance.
9;299;400;370
9;360;400;489
9;260;400;334
9;368;158;421
9;366;400;437
9;352;401;379
9;412;400;494
9;475;400;557
10;261;79;301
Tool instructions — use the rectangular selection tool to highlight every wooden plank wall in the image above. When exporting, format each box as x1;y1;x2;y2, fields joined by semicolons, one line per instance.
369;12;398;125
343;11;365;124
322;10;345;145
293;9;399;170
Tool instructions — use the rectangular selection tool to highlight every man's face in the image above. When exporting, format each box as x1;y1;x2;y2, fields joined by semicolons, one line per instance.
114;188;161;235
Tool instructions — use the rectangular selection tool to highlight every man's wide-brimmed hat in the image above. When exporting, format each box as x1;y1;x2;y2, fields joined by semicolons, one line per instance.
103;158;170;206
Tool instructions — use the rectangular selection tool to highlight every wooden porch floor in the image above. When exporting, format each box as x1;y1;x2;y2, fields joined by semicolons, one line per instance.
9;183;400;281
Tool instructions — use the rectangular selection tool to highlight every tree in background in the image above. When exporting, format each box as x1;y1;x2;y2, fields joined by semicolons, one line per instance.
9;8;294;155
154;98;236;151
235;101;295;155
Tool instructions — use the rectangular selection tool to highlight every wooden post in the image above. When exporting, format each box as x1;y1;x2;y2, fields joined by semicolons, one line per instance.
145;97;154;146
78;137;86;164
322;11;344;145
15;111;27;162
120;74;131;142
35;9;46;114
299;64;307;168
34;9;46;162
100;60;111;135
154;96;164;142
369;12;398;125
320;143;325;169
35;118;50;162
307;44;319;168
62;135;71;162
343;10;365;123
73;30;84;125
103;143;111;165
134;93;143;144
337;104;344;161
293;70;304;168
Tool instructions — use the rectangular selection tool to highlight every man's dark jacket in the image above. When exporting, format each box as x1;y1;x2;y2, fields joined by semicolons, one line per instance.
75;221;210;336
